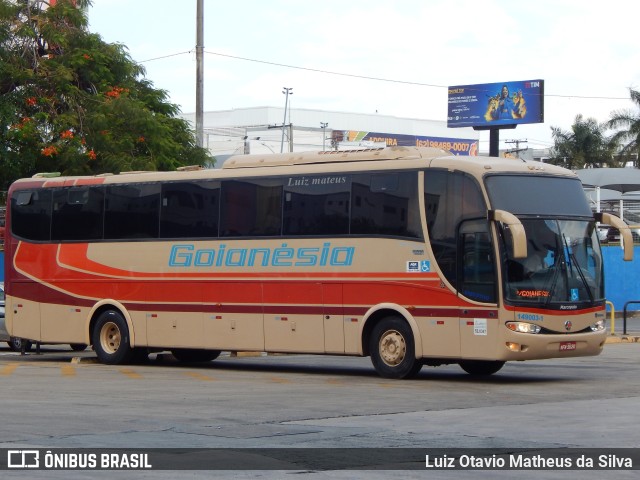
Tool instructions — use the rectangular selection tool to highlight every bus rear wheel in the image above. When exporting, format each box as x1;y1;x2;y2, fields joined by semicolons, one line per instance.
92;310;135;365
459;360;505;376
369;316;422;379
171;349;221;363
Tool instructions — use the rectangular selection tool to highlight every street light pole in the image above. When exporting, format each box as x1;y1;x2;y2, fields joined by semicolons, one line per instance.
195;0;204;148
320;122;328;151
280;87;292;153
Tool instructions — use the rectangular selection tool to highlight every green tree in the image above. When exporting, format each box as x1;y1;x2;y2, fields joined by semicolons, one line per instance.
0;0;213;191
548;114;616;170
607;88;640;168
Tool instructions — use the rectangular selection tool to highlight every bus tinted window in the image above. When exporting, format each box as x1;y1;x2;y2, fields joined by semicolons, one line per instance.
221;179;282;237
105;184;160;239
10;170;425;242
425;170;486;289
52;187;104;241
283;174;350;236
11;189;52;241
485;175;593;216
351;172;421;238
161;181;220;238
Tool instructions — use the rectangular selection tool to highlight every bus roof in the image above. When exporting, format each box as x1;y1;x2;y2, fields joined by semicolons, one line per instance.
223;146;446;168
12;147;577;189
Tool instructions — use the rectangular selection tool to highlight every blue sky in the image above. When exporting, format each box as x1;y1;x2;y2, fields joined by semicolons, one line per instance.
88;0;640;151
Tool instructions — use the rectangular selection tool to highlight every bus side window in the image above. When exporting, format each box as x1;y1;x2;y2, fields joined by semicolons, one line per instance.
160;181;220;238
11;189;52;241
52;186;104;241
283;174;350;236
351;172;421;239
104;184;160;239
459;220;496;303
425;170;486;291
221;180;283;237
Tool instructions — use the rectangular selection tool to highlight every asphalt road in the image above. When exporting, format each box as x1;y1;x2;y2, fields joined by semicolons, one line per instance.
1;343;639;479
610;314;640;334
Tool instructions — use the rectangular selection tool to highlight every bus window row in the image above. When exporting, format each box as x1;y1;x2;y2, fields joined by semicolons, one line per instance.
10;171;423;242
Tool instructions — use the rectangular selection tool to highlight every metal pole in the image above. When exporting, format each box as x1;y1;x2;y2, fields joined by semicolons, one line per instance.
289;124;293;153
195;0;204;148
321;122;328;151
489;128;499;157
280;87;292;153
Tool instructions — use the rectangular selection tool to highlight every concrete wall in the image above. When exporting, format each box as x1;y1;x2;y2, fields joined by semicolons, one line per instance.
602;245;640;313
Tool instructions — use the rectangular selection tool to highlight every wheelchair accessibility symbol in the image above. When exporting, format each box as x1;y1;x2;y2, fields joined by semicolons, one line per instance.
407;260;431;273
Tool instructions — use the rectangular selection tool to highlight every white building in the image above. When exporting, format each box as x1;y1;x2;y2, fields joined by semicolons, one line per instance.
181;107;480;166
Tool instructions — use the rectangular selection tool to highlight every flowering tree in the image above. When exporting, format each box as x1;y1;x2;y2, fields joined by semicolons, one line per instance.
0;0;213;191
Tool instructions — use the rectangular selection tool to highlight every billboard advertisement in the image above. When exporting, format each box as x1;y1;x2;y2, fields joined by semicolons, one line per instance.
447;80;544;128
332;131;478;156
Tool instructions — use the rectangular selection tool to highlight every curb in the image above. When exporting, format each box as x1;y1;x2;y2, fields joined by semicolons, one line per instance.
606;335;640;344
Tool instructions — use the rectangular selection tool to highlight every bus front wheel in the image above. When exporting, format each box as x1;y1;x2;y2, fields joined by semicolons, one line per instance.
369;316;422;379
459;360;505;376
92;310;135;365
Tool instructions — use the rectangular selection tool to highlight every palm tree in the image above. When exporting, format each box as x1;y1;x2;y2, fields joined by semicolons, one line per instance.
549;114;616;169
607;88;640;168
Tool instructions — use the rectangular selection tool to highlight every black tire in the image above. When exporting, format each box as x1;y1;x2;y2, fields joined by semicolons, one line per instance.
459;360;505;376
70;343;87;352
171;349;220;363
369;316;422;379
92;310;135;365
8;337;32;352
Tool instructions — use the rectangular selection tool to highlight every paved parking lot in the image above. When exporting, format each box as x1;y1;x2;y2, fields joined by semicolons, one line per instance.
1;343;639;479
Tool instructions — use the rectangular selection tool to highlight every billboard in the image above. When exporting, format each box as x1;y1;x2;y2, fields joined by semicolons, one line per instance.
332;131;478;156
447;80;544;128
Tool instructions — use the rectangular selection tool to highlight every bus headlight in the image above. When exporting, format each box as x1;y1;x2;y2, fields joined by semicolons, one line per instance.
506;322;542;334
590;320;605;332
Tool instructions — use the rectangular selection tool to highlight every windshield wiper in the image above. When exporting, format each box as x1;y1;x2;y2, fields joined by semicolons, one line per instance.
562;233;594;303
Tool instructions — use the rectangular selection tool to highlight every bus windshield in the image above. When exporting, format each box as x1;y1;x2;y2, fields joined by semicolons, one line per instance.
501;219;604;306
485;174;603;307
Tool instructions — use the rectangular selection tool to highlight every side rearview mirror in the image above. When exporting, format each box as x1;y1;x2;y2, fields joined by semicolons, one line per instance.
488;209;527;259
595;212;634;261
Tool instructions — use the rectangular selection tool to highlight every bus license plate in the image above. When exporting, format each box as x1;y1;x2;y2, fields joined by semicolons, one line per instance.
559;341;577;351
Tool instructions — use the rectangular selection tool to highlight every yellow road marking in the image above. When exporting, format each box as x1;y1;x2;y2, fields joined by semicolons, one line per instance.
185;372;216;382
326;379;344;385
269;376;292;384
119;368;142;379
377;383;394;388
61;365;76;376
0;364;18;376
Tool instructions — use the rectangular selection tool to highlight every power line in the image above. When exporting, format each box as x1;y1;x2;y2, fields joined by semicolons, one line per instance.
138;49;632;101
139;50;193;63
202;51;632;101
204;51;448;89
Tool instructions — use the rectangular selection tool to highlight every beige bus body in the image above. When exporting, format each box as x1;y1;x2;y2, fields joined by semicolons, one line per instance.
5;147;622;377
